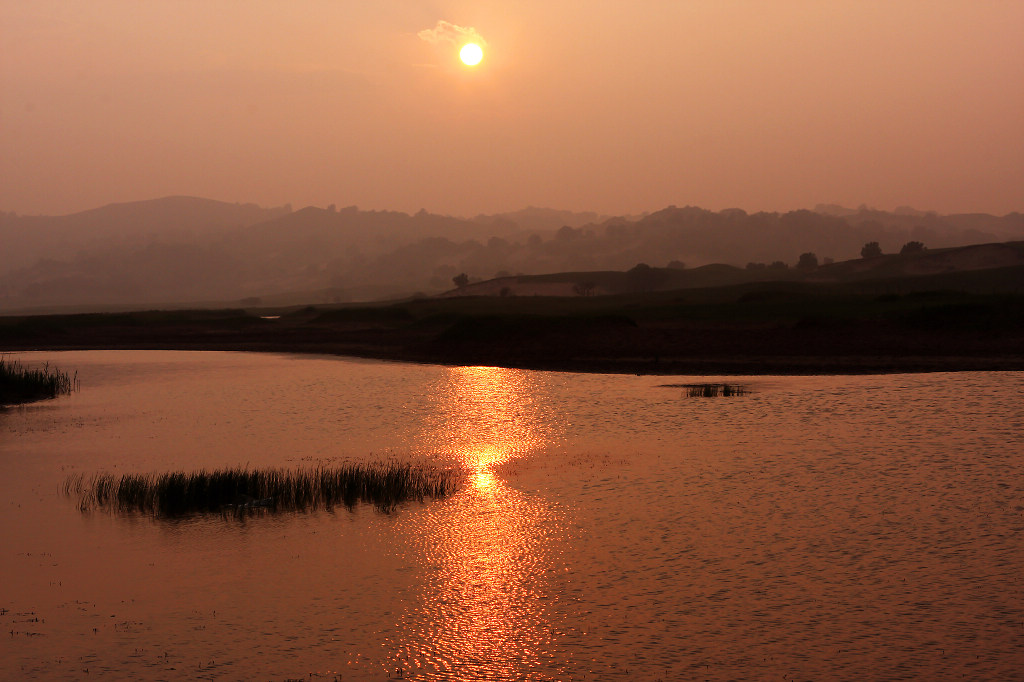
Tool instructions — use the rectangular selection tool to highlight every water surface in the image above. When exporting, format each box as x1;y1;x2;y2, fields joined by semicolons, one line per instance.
2;351;1022;679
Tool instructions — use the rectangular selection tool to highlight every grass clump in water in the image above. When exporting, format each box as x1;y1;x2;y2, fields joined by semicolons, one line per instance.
64;463;456;517
683;383;747;398
0;355;78;405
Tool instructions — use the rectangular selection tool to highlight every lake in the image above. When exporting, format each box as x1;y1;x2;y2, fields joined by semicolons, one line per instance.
2;351;1023;680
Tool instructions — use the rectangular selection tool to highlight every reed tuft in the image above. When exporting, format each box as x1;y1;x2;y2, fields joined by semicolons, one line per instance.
63;463;457;517
0;355;78;405
683;383;748;398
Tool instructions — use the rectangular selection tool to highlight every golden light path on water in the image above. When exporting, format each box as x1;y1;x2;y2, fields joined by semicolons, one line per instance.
387;366;578;680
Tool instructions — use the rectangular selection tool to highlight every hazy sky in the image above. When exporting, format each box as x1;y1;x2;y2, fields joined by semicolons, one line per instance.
2;1;1022;217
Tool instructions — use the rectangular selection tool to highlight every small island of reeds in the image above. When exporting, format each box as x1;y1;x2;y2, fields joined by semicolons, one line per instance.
0;356;78;406
677;383;748;397
64;463;457;517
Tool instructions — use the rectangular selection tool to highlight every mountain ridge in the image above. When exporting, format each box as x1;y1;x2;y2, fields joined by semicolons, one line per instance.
2;197;1022;313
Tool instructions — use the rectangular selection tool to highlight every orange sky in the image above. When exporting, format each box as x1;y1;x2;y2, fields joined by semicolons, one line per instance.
2;1;1022;217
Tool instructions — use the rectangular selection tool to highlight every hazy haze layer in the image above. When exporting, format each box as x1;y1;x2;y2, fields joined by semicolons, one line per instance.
1;1;1022;217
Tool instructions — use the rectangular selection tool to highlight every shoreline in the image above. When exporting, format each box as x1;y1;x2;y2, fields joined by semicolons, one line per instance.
4;289;1024;376
7;338;1024;376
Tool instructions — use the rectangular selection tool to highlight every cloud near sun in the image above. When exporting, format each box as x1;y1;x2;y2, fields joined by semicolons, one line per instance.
417;20;487;48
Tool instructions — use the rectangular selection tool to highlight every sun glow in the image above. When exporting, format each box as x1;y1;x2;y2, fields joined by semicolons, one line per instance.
389;365;569;678
460;42;483;66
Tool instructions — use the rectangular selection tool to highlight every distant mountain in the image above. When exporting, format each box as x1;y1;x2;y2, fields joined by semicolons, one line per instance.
0;197;1021;314
471;206;611;235
602;206;1024;268
239;204;517;255
0;196;291;273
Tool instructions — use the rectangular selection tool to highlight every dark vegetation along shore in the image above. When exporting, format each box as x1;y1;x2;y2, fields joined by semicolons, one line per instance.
3;243;1024;375
0;355;78;405
64;463;457;517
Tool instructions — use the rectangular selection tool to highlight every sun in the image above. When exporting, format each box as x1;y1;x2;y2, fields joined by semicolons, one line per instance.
459;42;483;66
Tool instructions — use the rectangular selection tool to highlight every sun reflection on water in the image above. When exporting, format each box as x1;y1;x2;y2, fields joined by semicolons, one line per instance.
426;365;563;471
388;366;577;680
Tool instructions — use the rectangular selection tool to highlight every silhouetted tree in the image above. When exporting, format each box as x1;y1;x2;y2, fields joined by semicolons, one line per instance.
861;241;883;258
769;261;789;270
797;252;819;270
900;241;926;255
666;260;686;270
452;272;469;288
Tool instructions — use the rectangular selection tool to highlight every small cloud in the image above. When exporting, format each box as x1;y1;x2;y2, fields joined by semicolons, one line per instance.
418;20;487;48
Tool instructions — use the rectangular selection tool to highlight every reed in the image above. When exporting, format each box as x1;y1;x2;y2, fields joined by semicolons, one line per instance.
0;356;78;405
63;463;457;517
683;383;747;398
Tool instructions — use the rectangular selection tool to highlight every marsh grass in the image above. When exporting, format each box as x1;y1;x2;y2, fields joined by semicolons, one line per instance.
64;463;456;517
0;356;78;405
683;383;747;398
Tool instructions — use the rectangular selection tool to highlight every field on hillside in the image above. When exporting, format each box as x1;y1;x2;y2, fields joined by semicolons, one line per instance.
4;263;1023;375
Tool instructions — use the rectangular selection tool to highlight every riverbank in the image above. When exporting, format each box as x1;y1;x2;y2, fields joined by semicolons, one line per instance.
4;285;1024;375
0;355;78;405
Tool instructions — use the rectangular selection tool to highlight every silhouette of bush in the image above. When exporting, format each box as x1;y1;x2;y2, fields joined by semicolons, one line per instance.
900;241;926;255
861;241;883;258
797;252;819;270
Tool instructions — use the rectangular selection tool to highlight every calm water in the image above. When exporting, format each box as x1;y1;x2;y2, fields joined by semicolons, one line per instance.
2;351;1023;680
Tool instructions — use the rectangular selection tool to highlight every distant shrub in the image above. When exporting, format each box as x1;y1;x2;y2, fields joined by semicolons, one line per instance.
797;252;819;270
900;241;926;255
861;241;883;258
